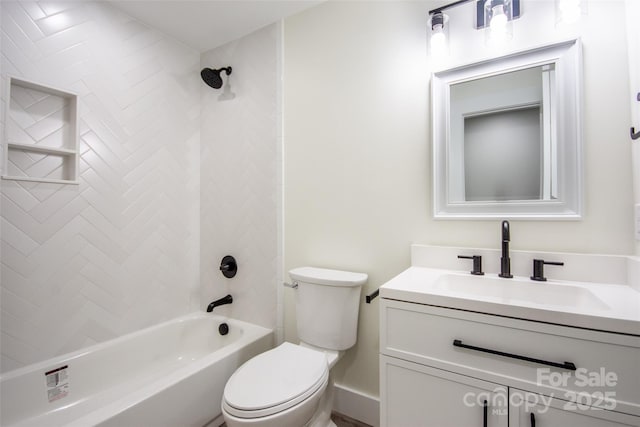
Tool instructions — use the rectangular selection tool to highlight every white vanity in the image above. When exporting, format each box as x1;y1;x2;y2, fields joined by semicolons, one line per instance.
379;245;640;427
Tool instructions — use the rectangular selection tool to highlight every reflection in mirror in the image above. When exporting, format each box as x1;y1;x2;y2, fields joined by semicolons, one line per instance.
465;106;542;201
432;39;582;219
449;65;556;202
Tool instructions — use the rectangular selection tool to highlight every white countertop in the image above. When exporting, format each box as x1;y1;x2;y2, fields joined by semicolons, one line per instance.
380;266;640;336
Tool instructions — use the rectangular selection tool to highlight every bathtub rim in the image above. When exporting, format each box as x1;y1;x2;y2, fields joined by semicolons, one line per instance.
0;311;269;381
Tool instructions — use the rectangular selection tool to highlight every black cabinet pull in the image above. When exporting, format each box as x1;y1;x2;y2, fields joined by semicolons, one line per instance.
453;339;577;370
483;399;488;427
530;412;536;427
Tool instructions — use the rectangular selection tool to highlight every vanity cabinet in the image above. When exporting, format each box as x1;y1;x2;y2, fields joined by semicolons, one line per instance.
382;355;507;427
509;389;639;427
379;299;640;427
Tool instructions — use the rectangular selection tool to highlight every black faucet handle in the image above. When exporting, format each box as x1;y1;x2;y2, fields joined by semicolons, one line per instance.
458;255;484;275
531;259;564;282
219;255;237;278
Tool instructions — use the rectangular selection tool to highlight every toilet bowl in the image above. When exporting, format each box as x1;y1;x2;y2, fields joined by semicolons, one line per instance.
221;267;367;427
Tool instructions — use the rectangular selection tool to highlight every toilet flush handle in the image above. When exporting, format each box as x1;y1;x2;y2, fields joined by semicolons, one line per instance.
283;281;299;289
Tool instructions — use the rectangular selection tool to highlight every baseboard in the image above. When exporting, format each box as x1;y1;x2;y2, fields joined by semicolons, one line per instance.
333;383;380;427
203;414;224;427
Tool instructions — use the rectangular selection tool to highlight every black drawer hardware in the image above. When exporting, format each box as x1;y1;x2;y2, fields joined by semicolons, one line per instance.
483;400;488;427
530;412;536;427
453;339;577;371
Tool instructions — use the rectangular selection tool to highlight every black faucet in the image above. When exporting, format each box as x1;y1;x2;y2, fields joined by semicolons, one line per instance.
499;220;513;278
207;294;233;312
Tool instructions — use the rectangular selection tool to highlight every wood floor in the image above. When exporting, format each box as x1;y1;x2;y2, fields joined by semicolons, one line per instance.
331;412;372;427
219;412;372;427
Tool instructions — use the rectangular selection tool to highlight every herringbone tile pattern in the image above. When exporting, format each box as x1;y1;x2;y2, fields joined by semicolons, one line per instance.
200;24;280;329
0;1;201;373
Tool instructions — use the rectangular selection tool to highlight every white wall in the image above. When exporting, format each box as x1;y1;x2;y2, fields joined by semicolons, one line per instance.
0;1;201;372
199;23;281;332
284;0;634;398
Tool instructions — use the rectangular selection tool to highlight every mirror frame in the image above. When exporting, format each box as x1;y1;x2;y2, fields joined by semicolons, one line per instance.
432;39;583;220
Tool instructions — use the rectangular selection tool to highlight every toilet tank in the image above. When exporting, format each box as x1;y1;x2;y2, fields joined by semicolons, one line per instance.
289;267;368;351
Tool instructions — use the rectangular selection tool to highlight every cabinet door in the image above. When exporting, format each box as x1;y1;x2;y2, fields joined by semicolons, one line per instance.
509;388;640;427
381;355;508;427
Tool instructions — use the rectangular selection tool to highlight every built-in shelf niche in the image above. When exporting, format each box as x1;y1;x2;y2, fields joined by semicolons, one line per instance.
2;77;80;185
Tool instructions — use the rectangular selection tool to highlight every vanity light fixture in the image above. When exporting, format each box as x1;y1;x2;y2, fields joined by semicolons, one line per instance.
427;0;521;57
477;0;520;45
427;0;471;60
428;11;450;59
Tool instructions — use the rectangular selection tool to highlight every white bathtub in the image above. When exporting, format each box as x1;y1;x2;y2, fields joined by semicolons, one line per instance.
0;313;272;427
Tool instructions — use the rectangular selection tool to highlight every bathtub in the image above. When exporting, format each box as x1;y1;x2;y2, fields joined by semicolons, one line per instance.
0;313;272;427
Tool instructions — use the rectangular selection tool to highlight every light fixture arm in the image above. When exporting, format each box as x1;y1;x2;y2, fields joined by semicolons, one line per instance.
427;0;520;27
428;0;474;16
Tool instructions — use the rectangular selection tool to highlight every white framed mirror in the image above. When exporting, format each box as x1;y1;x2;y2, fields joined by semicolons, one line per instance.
432;39;583;219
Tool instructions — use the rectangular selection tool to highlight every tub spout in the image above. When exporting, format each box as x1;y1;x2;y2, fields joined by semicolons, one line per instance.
207;294;233;312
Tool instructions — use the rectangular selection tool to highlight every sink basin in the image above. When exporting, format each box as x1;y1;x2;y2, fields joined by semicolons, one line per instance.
434;274;611;312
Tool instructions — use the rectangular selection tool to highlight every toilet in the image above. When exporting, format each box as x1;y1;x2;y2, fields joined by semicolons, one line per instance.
221;267;367;427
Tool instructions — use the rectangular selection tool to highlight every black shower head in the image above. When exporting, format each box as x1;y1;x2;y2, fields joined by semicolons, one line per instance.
201;66;232;89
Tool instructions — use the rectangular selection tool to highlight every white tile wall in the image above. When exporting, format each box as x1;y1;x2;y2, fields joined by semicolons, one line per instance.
200;23;280;330
0;1;201;372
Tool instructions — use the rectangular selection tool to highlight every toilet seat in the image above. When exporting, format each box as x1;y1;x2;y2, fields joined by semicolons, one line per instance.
222;342;329;419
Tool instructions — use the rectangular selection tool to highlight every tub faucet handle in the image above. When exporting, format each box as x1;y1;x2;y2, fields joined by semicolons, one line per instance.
219;255;237;278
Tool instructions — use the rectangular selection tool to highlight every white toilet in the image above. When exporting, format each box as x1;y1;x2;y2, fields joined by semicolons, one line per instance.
221;267;367;427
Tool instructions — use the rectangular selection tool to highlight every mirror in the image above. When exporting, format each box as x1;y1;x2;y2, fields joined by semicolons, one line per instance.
432;39;583;219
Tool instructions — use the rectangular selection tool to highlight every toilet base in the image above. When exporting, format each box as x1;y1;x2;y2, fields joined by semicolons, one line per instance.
306;371;336;427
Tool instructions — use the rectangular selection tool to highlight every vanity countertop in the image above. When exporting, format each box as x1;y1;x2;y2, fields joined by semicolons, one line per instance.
380;266;640;336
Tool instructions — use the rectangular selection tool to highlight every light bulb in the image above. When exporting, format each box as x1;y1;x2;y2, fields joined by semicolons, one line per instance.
430;26;446;55
485;1;512;46
489;5;508;30
429;12;448;59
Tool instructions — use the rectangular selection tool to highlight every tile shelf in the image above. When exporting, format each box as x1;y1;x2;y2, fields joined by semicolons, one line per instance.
1;175;80;185
6;141;77;156
2;76;80;185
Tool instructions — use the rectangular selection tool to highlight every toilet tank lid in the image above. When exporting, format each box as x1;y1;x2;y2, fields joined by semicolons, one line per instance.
289;267;368;287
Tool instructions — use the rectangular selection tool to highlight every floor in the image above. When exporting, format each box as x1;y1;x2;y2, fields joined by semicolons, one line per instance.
331;412;372;427
219;412;371;427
